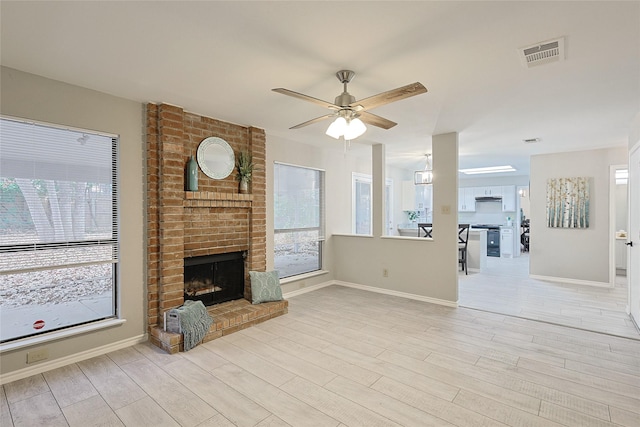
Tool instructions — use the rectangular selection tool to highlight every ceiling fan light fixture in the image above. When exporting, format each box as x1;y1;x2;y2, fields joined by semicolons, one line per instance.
326;116;347;139
274;70;427;139
343;118;366;140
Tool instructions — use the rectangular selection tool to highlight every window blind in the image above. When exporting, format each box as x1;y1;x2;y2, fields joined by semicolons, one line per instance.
273;162;325;242
0;117;118;275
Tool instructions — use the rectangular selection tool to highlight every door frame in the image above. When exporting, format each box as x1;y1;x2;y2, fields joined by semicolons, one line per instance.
609;164;628;287
628;142;640;326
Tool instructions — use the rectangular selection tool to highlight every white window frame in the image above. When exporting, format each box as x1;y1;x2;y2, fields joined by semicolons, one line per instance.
385;178;394;236
351;173;393;236
0;116;119;345
273;162;325;278
352;172;372;235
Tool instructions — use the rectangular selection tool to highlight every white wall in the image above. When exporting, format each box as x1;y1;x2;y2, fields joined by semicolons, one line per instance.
530;146;627;284
265;136;372;293
0;67;145;379
332;133;460;303
459;175;530;187
267;132;460;303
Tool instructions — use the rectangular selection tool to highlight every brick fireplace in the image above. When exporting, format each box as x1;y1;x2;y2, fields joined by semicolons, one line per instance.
146;103;287;353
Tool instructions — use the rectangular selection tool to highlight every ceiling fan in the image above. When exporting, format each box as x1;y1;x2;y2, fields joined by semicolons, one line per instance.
272;70;427;140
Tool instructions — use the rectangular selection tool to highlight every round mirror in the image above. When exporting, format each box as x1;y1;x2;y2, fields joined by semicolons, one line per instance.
196;137;235;179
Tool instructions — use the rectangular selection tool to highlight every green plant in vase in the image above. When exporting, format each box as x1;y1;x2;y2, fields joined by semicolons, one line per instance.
236;150;254;193
406;210;420;222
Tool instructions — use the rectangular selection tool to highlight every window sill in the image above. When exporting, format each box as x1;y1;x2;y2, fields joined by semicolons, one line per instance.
331;233;374;238
280;270;329;285
0;318;126;353
381;235;433;241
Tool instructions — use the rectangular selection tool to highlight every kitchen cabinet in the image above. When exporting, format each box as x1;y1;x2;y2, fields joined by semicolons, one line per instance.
402;181;433;214
501;185;516;212
500;227;514;258
402;181;433;226
458;187;476;212
475;186;502;197
416;184;433;212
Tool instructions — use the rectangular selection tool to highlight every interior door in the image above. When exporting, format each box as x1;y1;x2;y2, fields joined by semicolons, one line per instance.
629;144;640;326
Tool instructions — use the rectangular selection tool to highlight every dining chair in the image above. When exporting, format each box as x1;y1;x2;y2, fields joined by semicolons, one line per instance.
458;224;470;274
418;223;433;238
520;219;530;252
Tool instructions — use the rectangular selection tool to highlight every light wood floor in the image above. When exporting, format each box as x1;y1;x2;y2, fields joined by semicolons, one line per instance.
2;285;640;426
459;254;639;340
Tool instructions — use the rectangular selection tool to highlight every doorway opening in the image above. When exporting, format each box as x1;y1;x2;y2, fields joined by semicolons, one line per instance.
458;171;638;340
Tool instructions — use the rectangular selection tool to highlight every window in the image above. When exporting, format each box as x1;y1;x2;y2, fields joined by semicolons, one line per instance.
351;173;394;236
352;173;372;235
0;117;118;343
273;163;324;278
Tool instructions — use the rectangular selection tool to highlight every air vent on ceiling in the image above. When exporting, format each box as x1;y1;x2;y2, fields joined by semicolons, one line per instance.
523;138;541;144
519;37;565;68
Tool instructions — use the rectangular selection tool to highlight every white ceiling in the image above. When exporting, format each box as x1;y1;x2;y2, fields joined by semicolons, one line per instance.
1;1;638;177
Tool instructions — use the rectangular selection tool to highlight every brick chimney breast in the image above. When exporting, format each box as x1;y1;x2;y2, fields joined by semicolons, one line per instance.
146;104;268;351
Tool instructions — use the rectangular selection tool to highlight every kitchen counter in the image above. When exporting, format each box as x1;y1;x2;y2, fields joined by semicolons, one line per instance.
397;223;423;237
467;229;487;271
397;225;487;271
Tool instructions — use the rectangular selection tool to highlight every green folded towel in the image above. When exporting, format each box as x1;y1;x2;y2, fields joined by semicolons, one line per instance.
170;300;213;351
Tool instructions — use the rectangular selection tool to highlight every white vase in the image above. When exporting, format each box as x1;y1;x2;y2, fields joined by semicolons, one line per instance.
239;179;249;193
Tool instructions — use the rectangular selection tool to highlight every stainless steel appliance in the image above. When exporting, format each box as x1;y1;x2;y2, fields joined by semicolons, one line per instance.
471;224;501;257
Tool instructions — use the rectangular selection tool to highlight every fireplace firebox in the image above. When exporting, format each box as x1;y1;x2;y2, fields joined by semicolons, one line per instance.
184;251;246;306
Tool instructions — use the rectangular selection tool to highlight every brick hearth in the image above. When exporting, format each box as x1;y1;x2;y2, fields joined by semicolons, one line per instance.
150;299;288;354
146;103;287;353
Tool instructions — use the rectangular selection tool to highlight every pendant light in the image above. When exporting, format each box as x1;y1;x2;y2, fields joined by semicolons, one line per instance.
414;154;433;185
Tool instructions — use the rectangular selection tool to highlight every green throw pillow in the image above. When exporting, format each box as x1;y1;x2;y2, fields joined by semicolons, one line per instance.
249;270;283;304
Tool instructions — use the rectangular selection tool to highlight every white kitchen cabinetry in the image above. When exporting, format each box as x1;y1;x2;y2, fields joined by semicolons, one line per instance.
403;181;433;214
417;184;433;213
458;187;476;212
500;227;514;258
476;186;502;197
501;185;516;212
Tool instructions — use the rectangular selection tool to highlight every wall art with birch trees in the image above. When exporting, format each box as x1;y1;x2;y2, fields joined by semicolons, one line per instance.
546;177;590;228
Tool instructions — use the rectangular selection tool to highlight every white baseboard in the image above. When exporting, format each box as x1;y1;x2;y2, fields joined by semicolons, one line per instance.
0;334;148;385
529;274;612;288
332;280;458;307
283;281;334;298
284;279;458;308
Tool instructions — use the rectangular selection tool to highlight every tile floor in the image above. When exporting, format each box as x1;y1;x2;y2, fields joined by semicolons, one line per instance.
459;253;639;340
2;285;640;426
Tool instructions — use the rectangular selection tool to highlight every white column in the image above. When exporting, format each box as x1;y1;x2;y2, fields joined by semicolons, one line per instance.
372;144;386;237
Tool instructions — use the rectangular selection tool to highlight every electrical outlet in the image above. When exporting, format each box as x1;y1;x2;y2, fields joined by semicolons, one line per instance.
27;348;49;364
441;205;451;215
383;268;389;277
300;281;306;288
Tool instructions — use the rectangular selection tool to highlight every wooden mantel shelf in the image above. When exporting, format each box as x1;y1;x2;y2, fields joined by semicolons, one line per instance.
184;191;253;208
185;191;253;201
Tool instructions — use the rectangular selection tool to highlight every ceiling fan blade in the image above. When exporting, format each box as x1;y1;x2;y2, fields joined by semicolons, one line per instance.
359;111;397;130
289;114;334;129
272;88;339;110
350;82;427;111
